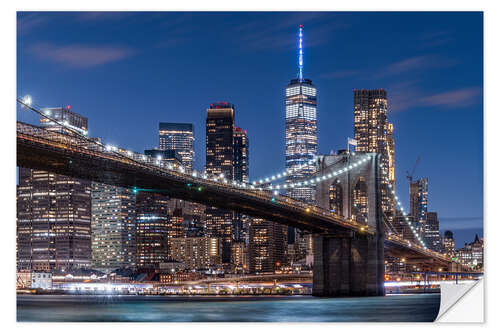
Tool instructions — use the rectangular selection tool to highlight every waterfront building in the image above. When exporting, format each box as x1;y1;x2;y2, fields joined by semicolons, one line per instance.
353;89;395;223
443;230;456;257
205;102;236;265
17;107;91;272
456;234;483;269
424;212;442;252
231;241;248;273
410;178;428;237
167;208;185;242
31;272;53;289
135;192;170;271
248;218;288;274
158;122;195;172
91;183;136;272
169;237;222;270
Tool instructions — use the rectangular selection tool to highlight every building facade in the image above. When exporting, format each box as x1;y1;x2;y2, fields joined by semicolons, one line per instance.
456;234;483;270
17;107;91;272
205;102;236;265
410;178;428;237
442;230;456;257
91;183;136;272
169;237;222;270
233;126;249;242
353;89;395;223
285;25;318;249
135;192;170;270
424;211;442;252
158;122;195;172
248;218;288;274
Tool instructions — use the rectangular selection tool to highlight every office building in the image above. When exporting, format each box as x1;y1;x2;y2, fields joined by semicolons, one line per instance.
17;107;91;272
353;89;395;222
285;25;318;248
231;241;248;273
205;102;236;265
91;183;136;272
169;237;222;270
424;212;441;252
159;122;195;172
456;234;483;269
135;192;170;270
248;218;288;274
233;126;249;242
410;178;428;237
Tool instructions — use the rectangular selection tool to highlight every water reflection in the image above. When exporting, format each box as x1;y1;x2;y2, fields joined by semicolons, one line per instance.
17;294;440;322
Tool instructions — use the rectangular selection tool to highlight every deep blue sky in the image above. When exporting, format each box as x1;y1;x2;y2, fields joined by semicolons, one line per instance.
16;12;483;246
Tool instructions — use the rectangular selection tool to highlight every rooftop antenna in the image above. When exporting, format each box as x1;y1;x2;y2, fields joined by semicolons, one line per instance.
298;24;304;82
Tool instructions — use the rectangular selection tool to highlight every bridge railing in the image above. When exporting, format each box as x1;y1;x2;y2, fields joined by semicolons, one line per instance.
18;121;455;260
17;121;375;234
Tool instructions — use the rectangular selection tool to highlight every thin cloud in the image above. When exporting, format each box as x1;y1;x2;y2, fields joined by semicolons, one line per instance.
319;70;360;79
235;13;349;51
17;13;49;35
418;30;455;48
419;87;482;108
30;42;135;68
75;12;133;22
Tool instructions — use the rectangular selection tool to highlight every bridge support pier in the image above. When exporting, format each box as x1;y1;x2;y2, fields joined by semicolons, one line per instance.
312;231;385;297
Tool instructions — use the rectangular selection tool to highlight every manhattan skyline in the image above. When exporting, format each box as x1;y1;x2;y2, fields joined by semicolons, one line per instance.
16;11;483;244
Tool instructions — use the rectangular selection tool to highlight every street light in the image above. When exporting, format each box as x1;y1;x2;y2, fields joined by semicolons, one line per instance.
22;95;32;106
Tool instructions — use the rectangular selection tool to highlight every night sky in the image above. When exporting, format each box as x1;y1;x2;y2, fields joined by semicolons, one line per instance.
16;12;483;246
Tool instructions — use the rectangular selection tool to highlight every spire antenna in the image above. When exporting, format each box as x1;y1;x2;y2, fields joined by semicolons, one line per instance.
298;24;304;82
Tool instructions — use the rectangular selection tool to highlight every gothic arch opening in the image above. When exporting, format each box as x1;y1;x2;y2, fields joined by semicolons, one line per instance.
329;179;343;217
352;176;368;223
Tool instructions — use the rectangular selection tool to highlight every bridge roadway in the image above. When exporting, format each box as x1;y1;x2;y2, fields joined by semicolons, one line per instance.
16;121;452;265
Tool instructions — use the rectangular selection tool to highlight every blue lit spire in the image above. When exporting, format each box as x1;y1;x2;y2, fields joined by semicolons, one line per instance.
298;24;303;82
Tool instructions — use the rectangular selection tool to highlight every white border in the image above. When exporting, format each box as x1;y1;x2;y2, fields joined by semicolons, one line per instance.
2;0;496;332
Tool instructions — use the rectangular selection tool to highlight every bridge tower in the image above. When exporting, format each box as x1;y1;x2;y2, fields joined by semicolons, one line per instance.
313;152;385;296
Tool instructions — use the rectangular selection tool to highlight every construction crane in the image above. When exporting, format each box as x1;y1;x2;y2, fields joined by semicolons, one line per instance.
406;156;421;183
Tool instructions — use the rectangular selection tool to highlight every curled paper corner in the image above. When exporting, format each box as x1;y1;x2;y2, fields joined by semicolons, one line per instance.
435;278;484;322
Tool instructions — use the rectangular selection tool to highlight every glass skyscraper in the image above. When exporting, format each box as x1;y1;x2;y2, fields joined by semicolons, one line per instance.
205;102;235;265
91;184;136;272
353;89;395;223
410;177;429;237
284;25;318;247
159;122;195;172
285;25;317;203
17;107;91;272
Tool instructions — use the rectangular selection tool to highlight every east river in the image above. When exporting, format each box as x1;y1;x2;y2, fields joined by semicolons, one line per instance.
17;293;440;322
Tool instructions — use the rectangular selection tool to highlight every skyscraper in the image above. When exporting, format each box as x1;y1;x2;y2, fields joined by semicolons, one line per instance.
159;123;195;172
410;177;428;237
424;212;441;252
233;127;249;183
285;25;318;204
205;102;235;265
17;107;91;272
248;218;288;274
285;25;318;247
233;126;249;242
91;184;136;272
135;192;169;271
353;89;395;222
